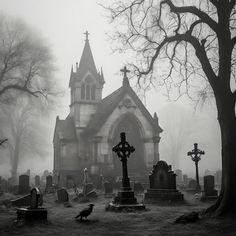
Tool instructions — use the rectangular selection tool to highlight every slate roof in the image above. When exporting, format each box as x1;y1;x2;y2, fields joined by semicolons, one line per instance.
83;84;163;137
53;115;77;142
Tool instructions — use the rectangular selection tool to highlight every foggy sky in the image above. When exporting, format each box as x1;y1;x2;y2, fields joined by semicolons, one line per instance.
0;0;221;178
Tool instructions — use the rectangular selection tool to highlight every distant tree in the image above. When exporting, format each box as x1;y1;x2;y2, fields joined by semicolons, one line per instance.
0;14;56;102
159;104;196;169
106;0;236;216
0;95;54;182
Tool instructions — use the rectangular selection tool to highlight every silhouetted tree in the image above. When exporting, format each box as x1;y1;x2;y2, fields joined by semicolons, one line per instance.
106;0;236;216
0;14;56;102
0;96;54;182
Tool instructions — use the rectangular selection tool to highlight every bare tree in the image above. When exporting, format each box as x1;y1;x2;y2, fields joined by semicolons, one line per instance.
105;0;236;215
0;14;56;102
0;95;54;182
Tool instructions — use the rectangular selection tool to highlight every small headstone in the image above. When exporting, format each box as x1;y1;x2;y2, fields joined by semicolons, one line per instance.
144;160;184;202
18;175;30;194
35;175;41;186
57;188;69;203
201;175;218;200
46;175;53;187
30;187;41;208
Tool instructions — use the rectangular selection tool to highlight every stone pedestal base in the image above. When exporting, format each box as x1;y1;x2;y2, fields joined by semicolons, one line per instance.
17;207;47;221
113;190;138;204
108;190;145;211
144;189;184;203
107;202;145;211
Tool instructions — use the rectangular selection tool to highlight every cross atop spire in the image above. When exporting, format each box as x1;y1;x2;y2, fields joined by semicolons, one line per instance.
120;66;130;86
84;30;90;41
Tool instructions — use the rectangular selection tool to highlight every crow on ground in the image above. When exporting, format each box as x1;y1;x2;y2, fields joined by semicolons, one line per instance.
75;204;94;220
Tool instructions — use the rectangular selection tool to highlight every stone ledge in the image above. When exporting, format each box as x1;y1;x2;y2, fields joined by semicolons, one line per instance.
106;202;146;212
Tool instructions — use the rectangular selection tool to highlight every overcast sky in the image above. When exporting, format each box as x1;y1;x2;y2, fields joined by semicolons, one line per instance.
0;0;222;177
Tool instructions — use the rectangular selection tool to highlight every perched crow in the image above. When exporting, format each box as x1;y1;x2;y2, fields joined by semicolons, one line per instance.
75;204;94;220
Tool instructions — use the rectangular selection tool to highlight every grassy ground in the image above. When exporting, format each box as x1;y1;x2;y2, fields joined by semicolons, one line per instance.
0;191;236;236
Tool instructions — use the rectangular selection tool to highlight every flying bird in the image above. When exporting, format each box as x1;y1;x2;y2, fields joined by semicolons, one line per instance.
75;204;94;220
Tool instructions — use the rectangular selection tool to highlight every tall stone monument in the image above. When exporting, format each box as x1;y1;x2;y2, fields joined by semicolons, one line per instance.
108;132;145;211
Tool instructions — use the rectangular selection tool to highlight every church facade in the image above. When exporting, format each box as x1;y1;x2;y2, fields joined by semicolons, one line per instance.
53;33;163;186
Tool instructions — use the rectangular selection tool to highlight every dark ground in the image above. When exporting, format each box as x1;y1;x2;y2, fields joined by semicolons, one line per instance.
0;190;236;236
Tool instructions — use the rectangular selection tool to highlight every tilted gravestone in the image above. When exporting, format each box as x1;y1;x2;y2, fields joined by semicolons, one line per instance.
18;175;30;194
16;187;47;221
144;160;183;202
201;175;218;200
57;188;69;202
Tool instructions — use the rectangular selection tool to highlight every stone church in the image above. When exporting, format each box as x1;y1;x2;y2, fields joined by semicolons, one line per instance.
53;33;163;186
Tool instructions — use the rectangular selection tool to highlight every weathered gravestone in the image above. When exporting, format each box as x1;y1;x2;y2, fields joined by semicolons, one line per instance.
82;168;97;198
45;175;55;193
57;188;69;203
104;181;114;197
108;132;145;211
35;175;41;186
16;187;47;221
201;175;218;200
46;175;53;187
144;160;183;202
18;175;30;194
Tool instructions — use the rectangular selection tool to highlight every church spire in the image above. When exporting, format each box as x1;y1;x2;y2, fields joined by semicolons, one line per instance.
78;31;97;76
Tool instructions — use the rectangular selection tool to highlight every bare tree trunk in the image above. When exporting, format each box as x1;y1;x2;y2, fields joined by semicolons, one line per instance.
206;92;236;215
10;139;20;183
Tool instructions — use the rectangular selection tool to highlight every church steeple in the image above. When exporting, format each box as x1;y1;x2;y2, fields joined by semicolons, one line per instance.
78;31;97;76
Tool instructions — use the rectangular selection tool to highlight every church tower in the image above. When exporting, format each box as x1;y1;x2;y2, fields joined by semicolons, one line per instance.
69;31;105;130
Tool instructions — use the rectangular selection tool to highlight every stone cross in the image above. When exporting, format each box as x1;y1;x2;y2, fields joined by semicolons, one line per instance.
120;66;130;78
84;30;89;41
112;132;135;190
187;143;205;191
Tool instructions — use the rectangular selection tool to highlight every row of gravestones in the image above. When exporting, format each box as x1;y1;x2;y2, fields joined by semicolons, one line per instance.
0;174;54;195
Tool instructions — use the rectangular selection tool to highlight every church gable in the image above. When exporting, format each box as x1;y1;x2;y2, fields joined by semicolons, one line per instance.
83;84;162;137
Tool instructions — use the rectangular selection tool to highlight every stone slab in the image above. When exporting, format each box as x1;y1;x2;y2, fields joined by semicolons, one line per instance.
107;202;145;212
16;207;47;221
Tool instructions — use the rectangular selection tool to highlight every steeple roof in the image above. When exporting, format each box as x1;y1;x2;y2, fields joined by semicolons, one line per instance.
69;32;105;88
78;33;97;76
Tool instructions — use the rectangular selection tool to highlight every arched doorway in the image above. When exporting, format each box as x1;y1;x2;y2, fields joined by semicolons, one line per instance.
111;114;145;177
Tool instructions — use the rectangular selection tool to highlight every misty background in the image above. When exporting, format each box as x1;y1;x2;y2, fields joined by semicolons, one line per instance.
0;0;221;178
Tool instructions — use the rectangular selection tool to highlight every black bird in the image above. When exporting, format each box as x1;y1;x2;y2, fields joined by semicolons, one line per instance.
75;204;94;220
